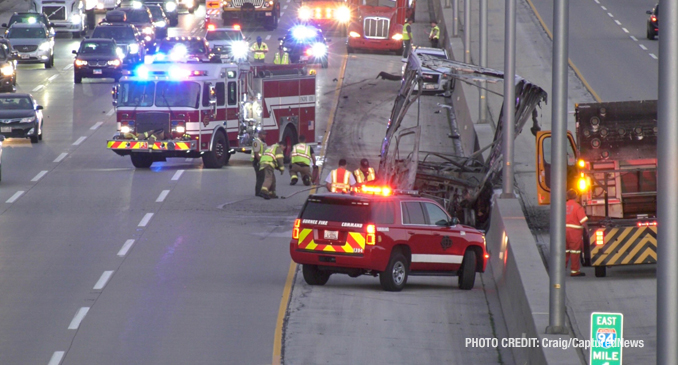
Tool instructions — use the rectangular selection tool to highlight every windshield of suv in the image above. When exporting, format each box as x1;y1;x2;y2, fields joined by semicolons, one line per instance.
0;96;33;110
205;30;243;41
92;26;135;41
148;6;164;20
155;81;200;108
118;81;155;107
79;41;116;55
301;198;395;224
7;27;46;39
124;9;151;23
9;14;46;27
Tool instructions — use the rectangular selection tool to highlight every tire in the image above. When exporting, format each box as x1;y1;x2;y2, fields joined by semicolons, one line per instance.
130;153;154;168
346;46;354;54
74;73;82;84
30;133;38;143
380;252;408;291
595;266;606;277
281;125;297;164
458;250;477;290
302;264;330;285
45;56;53;69
202;132;228;168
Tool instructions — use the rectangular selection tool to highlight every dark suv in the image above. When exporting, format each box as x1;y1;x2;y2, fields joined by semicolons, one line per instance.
91;23;146;64
0;42;17;91
72;38;123;83
289;188;488;291
279;25;329;68
647;4;658;40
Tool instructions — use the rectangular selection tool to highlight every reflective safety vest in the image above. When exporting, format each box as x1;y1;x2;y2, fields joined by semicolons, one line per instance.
330;168;351;193
274;52;290;65
430;25;440;39
290;143;311;165
354;167;376;183
250;42;268;60
259;144;284;170
402;24;411;41
250;137;266;161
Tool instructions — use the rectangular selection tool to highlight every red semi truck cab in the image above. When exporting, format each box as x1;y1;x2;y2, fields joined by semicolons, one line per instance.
345;0;413;53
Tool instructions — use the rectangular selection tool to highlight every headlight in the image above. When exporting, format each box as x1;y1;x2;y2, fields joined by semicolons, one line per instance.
165;1;177;11
154;20;167;28
120;125;131;133
311;43;327;57
392;33;403;40
128;43;140;54
231;41;249;59
75;59;87;66
108;59;121;66
349;31;360;38
132;0;143;8
142;27;154;35
298;7;312;20
116;47;126;59
185;0;194;7
336;6;350;22
20;117;36;123
0;64;13;76
71;14;82;25
38;42;51;51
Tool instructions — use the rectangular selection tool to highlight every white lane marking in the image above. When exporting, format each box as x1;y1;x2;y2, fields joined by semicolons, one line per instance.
601;5;607;10
54;152;68;163
72;136;87;145
48;74;59;81
48;352;65;365
156;190;170;202
280;11;284;16
63;64;73;70
594;0;599;3
650;53;658;59
117;239;135;257
614;20;621;26
138;213;154;227
93;271;114;290
607;12;613;18
68;307;90;330
171;170;184;181
107;108;115;116
31;170;48;182
265;34;271;40
32;85;44;92
90;121;104;130
630;35;638;41
6;191;24;203
283;5;287;9
622;27;629;33
639;44;648;50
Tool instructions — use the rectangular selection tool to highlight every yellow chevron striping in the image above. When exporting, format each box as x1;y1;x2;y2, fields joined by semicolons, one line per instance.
348;232;365;249
621;234;657;265
606;227;647;265
634;247;657;264
298;229;312;244
592;227;633;265
322;245;336;252
107;141;115;148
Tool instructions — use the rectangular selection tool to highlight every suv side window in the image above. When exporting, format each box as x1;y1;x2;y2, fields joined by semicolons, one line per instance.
423;202;449;226
372;201;395;224
402;202;426;225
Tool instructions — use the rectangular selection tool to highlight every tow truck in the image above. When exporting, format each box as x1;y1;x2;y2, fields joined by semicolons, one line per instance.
107;57;316;168
345;0;414;54
535;100;658;277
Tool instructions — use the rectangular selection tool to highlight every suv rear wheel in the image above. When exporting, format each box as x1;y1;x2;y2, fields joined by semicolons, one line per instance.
379;252;408;291
458;250;477;290
302;264;330;285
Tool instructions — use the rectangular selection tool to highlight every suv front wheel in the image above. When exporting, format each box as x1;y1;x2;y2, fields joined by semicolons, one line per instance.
380;252;408;291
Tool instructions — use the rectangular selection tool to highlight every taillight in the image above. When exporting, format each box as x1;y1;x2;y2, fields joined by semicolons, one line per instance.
305;48;313;56
637;221;657;227
366;224;376;245
292;219;300;240
651;15;657;22
595;229;604;246
171;120;186;135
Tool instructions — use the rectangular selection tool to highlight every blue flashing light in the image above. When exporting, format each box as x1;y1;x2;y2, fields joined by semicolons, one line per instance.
136;65;149;79
168;65;191;79
292;25;317;40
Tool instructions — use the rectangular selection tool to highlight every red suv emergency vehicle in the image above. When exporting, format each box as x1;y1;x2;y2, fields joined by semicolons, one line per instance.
290;186;488;291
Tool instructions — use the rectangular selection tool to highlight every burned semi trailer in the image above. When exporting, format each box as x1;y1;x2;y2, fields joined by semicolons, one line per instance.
378;53;547;230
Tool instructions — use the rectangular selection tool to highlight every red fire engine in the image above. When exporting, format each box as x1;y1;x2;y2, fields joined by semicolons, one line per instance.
107;60;316;168
345;0;414;54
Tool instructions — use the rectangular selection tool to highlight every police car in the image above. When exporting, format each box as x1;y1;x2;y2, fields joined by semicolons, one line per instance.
289;186;488;291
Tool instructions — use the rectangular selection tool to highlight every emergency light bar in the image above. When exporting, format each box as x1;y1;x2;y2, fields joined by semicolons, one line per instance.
122;65;208;79
360;186;392;196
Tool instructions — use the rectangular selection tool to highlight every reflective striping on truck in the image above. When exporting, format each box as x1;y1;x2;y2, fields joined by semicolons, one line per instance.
297;228;365;254
107;141;149;149
591;226;657;266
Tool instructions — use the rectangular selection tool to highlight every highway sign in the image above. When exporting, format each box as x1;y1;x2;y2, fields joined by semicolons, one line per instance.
590;312;623;365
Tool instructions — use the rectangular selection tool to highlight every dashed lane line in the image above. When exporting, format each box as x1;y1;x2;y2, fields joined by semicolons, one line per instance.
48;352;65;365
72;136;87;146
622;27;629;33
90;121;103;130
31;170;48;182
48;74;59;81
54;153;68;163
117;239;135;257
607;12;613;18
266;34;271;40
156;190;170;202
171;170;184;181
650;53;658;59
32;85;44;92
630;36;638;41
68;307;89;330
107;108;115;116
640;44;648;50
93;271;114;290
601;5;606;10
138;213;154;227
614;20;621;26
6;191;24;203
63;64;73;70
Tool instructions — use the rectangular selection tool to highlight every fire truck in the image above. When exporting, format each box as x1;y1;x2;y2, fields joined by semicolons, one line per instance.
297;0;352;33
220;0;280;30
535;100;658;277
107;60;317;168
345;0;414;54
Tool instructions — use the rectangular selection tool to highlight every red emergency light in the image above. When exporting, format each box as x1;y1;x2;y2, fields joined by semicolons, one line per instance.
361;185;392;197
637;221;657;227
207;23;216;31
366;224;376;245
233;24;241;30
292;219;300;239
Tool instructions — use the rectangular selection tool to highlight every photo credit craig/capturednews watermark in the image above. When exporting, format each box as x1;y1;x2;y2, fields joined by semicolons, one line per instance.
465;337;644;350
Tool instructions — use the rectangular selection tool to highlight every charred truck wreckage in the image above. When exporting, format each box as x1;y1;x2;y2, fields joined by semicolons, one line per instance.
377;53;547;230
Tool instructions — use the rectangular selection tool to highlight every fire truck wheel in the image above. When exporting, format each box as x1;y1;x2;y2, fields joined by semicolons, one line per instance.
595;266;606;277
458;249;477;290
202;132;228;168
380;252;408;291
302;264;330;285
130;153;154;168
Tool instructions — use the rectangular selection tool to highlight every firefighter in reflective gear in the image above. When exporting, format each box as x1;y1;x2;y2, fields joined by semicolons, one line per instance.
250;36;269;61
289;135;315;186
274;45;290;65
325;158;356;193
402;18;413;59
354;158;376;184
251;129;267;196
258;142;285;199
566;189;588;277
429;21;440;48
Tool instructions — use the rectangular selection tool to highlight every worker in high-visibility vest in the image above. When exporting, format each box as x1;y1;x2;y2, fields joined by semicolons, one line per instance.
289;135;315;186
325;158;356;193
353;158;376;184
250;36;268;62
251;129;267;196
429;21;440;48
273;45;290;65
402;18;413;59
258;141;285;199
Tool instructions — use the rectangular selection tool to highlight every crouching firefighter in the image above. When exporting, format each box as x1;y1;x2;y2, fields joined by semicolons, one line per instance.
289;135;316;186
258;141;285;199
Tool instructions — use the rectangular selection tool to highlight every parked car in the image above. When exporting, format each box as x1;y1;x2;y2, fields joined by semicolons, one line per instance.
5;23;54;68
405;46;454;93
73;38;123;83
646;4;658;40
204;25;248;62
0;41;17;92
146;4;169;38
279;25;329;68
90;23;146;64
2;12;55;38
0;93;44;143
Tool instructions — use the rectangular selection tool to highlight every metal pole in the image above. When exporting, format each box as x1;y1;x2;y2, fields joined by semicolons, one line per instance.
445;0;450;9
657;0;678;361
500;0;515;198
545;0;568;334
478;0;488;123
463;0;471;63
452;0;459;37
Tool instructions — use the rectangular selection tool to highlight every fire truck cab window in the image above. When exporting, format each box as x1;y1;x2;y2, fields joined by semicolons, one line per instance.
216;82;225;106
117;81;155;107
155;81;200;108
227;81;237;105
202;83;211;107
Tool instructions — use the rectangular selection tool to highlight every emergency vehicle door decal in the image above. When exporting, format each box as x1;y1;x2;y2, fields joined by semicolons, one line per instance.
440;236;452;250
298;228;366;253
411;254;463;264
